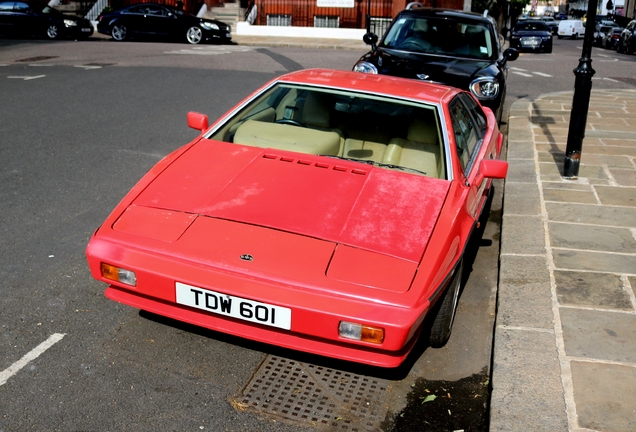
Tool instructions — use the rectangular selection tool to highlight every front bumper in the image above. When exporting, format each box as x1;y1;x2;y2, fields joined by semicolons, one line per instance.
87;235;429;368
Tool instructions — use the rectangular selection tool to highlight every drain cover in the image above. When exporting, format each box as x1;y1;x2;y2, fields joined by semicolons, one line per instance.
236;355;390;430
13;56;58;62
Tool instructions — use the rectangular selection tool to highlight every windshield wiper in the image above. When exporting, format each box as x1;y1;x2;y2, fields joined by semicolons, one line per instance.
320;155;426;175
376;163;426;175
319;155;375;165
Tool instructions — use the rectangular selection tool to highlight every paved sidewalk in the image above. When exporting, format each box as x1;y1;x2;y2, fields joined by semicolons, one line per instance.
231;34;367;50
491;90;636;431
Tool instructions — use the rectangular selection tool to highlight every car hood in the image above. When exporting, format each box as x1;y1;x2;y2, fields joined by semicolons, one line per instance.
129;139;450;263
373;48;494;88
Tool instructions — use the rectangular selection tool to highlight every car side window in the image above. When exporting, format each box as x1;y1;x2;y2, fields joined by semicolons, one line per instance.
450;95;484;174
126;5;145;14
0;2;14;11
146;6;167;16
13;1;30;12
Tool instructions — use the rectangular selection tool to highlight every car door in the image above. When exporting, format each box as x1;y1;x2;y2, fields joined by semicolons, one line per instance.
449;93;497;221
142;5;174;36
0;1;15;33
119;5;147;35
2;1;36;36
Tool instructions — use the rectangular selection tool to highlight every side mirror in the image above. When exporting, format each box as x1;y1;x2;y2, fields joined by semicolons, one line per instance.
187;112;208;131
363;32;378;49
503;48;519;61
476;159;508;185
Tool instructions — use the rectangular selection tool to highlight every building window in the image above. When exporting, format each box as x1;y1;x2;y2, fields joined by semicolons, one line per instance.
314;15;339;28
267;14;292;26
370;17;392;37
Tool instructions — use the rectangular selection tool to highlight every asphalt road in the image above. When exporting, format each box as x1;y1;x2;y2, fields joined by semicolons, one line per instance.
0;36;634;431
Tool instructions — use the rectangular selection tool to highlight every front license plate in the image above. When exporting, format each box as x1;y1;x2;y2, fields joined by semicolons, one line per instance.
176;282;291;330
81;28;92;32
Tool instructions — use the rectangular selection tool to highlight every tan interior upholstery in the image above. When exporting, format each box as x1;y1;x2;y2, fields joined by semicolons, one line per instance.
383;119;444;178
343;139;387;163
234;120;340;155
302;92;331;129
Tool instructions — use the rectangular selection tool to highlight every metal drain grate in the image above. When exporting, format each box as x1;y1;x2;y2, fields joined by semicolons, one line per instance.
237;355;390;431
13;56;58;62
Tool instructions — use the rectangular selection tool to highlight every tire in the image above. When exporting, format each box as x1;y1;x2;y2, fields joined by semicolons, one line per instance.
617;42;624;53
429;260;463;348
111;23;127;41
573;32;578;40
557;35;563;39
546;45;552;54
45;24;59;40
186;26;203;44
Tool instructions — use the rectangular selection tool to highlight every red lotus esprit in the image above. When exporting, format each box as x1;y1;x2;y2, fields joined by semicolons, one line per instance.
86;69;507;368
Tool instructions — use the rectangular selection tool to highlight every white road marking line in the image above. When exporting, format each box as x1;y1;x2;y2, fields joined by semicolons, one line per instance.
7;75;45;80
510;67;528;72
512;71;534;77
74;65;102;70
533;72;553;77
164;46;254;55
0;333;66;386
165;49;234;55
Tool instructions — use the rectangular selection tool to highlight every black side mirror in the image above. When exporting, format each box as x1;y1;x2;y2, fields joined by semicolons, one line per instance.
363;32;378;50
503;47;519;62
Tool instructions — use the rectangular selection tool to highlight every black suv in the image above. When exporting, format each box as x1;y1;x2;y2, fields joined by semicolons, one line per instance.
353;6;518;122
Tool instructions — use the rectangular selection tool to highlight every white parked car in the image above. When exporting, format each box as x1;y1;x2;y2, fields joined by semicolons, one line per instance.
558;20;585;39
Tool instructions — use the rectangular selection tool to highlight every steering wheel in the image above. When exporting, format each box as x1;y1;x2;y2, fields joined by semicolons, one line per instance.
275;119;304;127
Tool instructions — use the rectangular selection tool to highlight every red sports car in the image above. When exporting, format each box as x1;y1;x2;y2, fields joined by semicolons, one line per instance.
86;69;507;368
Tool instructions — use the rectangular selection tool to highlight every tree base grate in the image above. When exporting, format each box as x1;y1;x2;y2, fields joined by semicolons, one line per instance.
236;355;390;431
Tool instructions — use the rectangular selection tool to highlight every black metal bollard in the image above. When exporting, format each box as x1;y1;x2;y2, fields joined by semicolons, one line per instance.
563;0;599;179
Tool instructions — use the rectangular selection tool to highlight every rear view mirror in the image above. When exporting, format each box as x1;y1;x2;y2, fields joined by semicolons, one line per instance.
503;48;519;61
479;159;508;182
187;112;208;131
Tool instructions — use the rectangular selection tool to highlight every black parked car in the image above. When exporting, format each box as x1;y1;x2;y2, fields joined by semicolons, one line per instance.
602;27;624;50
509;20;553;53
594;24;616;46
97;3;231;44
617;19;636;54
0;1;93;39
539;16;558;35
353;6;518;122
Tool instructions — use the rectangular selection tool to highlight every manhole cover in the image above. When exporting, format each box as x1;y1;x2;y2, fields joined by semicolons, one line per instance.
13;56;58;62
236;355;390;431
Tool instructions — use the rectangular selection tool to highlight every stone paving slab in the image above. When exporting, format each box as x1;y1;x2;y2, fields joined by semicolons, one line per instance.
571;361;636;432
490;328;568;432
554;271;634;310
561;308;636;363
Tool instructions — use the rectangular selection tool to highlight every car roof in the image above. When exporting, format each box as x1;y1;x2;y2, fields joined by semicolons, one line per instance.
276;69;459;105
398;7;493;25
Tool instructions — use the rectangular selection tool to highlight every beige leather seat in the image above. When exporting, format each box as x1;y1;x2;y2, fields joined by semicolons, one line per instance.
383;119;444;178
342;139;387;163
302;91;344;155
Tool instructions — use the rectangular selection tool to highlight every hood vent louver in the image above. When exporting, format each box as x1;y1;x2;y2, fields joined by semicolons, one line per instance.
262;153;368;176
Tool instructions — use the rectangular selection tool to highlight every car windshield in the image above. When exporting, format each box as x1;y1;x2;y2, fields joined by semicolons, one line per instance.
514;21;549;31
380;16;495;59
208;83;447;179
